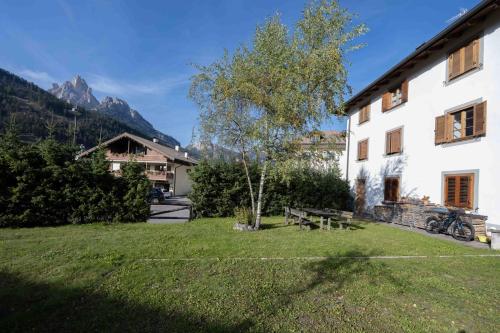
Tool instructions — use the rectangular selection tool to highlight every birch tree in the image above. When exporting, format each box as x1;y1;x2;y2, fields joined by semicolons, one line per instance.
190;0;366;229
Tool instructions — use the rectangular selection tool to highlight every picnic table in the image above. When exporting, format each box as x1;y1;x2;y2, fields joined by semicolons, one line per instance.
284;207;354;230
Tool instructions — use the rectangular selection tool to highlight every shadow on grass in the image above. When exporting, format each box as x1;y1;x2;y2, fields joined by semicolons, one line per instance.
298;250;403;293
0;271;253;333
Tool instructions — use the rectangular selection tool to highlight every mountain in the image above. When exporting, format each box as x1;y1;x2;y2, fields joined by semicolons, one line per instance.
0;68;147;148
49;75;179;147
49;75;99;109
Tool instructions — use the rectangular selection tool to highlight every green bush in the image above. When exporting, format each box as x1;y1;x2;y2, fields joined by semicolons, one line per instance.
234;207;254;225
188;159;352;218
0;131;151;227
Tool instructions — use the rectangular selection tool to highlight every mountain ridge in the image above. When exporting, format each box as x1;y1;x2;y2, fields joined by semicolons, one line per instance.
49;75;179;147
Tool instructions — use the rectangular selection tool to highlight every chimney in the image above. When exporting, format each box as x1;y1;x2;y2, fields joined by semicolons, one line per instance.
184;152;188;158
175;145;180;151
152;137;159;143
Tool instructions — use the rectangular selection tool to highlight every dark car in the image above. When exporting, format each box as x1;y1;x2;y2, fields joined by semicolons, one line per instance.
148;188;164;204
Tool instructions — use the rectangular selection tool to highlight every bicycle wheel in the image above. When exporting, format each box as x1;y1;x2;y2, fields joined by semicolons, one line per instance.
425;216;440;234
452;220;475;241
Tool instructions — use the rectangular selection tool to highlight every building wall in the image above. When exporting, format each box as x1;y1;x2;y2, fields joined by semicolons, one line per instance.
345;13;500;227
174;165;193;196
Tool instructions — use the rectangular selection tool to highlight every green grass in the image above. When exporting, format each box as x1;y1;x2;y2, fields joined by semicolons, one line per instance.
1;217;499;332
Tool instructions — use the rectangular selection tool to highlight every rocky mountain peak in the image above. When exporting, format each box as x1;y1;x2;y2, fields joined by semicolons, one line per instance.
48;75;180;147
49;75;99;109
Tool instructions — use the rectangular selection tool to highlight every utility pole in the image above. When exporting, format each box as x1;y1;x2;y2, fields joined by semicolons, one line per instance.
71;107;77;145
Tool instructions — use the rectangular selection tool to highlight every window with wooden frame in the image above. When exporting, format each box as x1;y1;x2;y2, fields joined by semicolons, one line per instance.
385;128;402;155
359;104;370;124
357;139;368;161
448;37;480;81
435;101;487;144
382;79;408;112
384;177;400;202
444;174;474;209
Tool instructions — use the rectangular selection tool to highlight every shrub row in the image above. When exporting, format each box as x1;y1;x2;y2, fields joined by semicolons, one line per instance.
0;132;150;227
188;159;352;218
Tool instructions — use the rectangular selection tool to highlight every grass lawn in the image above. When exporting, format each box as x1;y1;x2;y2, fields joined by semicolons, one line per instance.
1;217;499;332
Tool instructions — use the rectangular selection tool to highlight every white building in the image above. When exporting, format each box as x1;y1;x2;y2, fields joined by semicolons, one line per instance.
342;0;500;229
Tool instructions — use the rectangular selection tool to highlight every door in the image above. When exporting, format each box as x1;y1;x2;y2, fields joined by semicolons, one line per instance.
355;179;366;216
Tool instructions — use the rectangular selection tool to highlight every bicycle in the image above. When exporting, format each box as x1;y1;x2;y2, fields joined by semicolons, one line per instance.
425;207;475;241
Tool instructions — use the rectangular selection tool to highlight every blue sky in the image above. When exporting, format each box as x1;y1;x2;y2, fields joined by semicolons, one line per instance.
0;0;480;146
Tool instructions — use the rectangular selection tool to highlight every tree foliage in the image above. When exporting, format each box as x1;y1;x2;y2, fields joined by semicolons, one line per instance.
0;130;151;227
190;0;366;228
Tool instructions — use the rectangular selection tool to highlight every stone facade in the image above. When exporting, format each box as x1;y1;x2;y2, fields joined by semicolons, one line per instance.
373;203;487;237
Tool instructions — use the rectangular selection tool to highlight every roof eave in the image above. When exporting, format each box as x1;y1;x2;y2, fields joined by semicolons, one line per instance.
344;0;499;113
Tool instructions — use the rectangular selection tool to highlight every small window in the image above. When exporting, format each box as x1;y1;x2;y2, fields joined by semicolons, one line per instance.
359;104;370;124
111;163;121;171
434;101;487;144
385;128;402;155
444;174;474;209
384;177;400;202
448;37;480;81
382;80;408;112
357;139;368;161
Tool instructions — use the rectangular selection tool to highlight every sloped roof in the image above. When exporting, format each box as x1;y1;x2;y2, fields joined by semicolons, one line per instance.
345;0;500;112
300;130;346;149
78;132;198;165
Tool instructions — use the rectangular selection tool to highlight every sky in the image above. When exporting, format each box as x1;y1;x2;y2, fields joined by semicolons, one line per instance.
0;0;481;146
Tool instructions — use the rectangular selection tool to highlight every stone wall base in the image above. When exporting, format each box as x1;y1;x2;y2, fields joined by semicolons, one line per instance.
373;203;487;237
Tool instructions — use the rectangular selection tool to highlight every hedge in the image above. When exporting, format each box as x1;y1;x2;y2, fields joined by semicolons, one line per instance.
188;159;352;218
0;131;150;227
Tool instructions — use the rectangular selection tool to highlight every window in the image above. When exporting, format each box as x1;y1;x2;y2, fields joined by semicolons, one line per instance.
444;174;474;209
359;104;370;124
435;101;487;144
357;139;368;161
112;163;121;171
382;80;408;112
384;177;400;202
385;128;402;155
448;37;480;81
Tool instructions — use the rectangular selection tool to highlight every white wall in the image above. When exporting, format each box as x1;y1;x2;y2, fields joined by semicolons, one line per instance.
174;165;194;196
345;13;500;228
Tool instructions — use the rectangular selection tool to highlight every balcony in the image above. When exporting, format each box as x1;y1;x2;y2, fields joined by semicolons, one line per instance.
145;170;174;181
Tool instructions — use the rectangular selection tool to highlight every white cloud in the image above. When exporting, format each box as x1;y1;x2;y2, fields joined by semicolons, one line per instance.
88;74;190;96
19;69;57;84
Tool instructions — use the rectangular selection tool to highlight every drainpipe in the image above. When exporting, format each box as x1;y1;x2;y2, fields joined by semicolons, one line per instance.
173;163;182;197
345;115;351;182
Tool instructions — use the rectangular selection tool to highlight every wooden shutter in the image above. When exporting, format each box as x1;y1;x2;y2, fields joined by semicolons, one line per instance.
444;174;474;209
435;115;446;144
464;41;474;72
384;177;399;202
473;101;487;136
445;113;454;142
449;48;461;80
359;105;370;124
393;129;401;153
445;176;457;206
392;178;400;202
382;92;391;112
401;80;409;103
358;140;368;160
385;132;391;155
386;129;402;154
464;38;480;73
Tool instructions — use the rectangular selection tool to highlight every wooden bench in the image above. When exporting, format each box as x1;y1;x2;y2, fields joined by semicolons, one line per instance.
325;209;354;230
284;207;314;229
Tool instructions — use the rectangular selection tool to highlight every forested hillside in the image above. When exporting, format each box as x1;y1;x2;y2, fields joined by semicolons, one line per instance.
0;68;145;148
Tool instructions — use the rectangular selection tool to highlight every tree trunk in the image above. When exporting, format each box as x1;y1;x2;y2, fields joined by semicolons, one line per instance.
254;160;268;230
241;150;256;216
